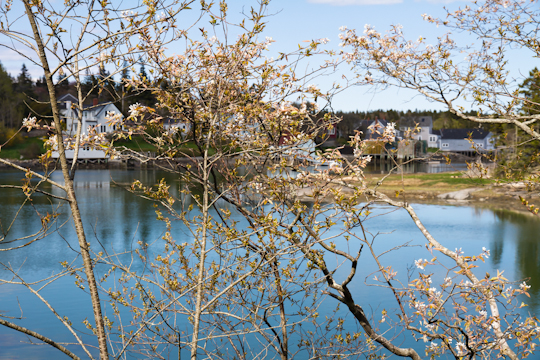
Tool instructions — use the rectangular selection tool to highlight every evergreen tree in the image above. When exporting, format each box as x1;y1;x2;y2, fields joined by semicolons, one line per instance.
56;72;70;94
0;61;18;128
10;64;35;127
82;68;98;103
14;64;34;96
132;64;155;106
139;63;148;81
0;62;14;102
519;67;540;115
119;61;131;113
97;66;116;103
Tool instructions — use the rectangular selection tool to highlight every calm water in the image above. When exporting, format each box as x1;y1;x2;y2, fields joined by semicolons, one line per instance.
0;169;538;359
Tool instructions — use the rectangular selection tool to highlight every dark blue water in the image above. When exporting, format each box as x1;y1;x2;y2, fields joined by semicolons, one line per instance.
0;169;538;359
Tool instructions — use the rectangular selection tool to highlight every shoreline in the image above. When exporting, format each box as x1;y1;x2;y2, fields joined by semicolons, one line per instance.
1;159;538;217
364;177;540;217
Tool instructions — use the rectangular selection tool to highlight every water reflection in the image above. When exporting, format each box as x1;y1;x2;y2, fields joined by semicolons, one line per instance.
364;160;469;174
0;169;539;359
492;209;540;309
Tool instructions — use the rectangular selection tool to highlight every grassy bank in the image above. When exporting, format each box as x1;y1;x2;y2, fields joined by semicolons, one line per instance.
112;136;217;157
362;171;540;215
0;135;217;159
0;137;46;159
366;172;494;194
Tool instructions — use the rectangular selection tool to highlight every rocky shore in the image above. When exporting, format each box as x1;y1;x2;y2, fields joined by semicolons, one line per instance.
377;181;540;216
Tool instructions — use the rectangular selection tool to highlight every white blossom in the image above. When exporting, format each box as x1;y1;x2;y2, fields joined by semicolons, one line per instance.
22;116;38;132
519;281;531;291
129;103;143;117
414;259;427;270
455;341;466;355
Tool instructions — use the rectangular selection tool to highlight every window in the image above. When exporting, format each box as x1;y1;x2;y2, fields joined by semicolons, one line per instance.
429;136;436;142
478;143;483;147
329;126;336;135
442;143;449;148
100;125;106;133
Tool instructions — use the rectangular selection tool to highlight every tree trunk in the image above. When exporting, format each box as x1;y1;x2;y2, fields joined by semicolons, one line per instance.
22;2;109;358
190;144;210;360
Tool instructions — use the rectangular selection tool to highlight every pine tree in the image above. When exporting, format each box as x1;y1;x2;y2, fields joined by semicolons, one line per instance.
132;64;155;106
15;64;34;96
56;72;70;94
0;61;17;128
119;61;130;113
82;68;98;103
519;67;540;115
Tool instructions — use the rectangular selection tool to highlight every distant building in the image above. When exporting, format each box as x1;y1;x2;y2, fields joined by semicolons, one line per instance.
355;119;396;140
399;116;439;148
163;118;190;136
57;94;123;135
433;128;495;153
53;94;123;160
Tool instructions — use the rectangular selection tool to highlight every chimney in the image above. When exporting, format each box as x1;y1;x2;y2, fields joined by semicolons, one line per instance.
93;98;98;106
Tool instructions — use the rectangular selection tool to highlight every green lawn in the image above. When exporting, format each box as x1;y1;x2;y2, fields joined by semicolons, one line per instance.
407;172;494;186
112;135;158;152
0;135;217;160
366;171;497;193
0;137;46;159
112;136;216;157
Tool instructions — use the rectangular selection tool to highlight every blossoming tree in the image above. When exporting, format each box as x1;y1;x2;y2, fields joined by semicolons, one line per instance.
0;0;538;359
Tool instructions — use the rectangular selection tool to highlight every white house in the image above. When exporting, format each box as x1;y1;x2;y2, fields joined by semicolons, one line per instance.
399;116;439;148
433;128;495;153
58;94;122;135
52;94;123;159
163;118;191;136
356;119;400;140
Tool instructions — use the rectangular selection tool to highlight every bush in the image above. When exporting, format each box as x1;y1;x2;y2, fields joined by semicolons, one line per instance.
19;142;43;159
0;126;24;146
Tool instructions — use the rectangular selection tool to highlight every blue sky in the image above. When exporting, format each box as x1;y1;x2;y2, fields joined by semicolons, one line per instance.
260;0;473;112
1;0;536;113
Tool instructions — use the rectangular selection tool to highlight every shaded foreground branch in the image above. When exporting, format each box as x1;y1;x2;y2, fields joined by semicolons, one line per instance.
0;318;81;360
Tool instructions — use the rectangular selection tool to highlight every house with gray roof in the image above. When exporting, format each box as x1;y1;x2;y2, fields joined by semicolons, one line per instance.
58;94;123;135
399;116;439;148
355;119;394;140
53;94;123;160
433;128;495;153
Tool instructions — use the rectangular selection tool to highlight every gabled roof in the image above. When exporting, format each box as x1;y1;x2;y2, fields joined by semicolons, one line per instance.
82;103;119;118
58;95;120;118
355;119;388;130
354;119;390;140
418;116;432;126
399;116;432;128
57;94;78;103
436;128;491;140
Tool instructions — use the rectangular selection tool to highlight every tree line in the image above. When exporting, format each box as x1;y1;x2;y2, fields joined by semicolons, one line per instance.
0;61;156;130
